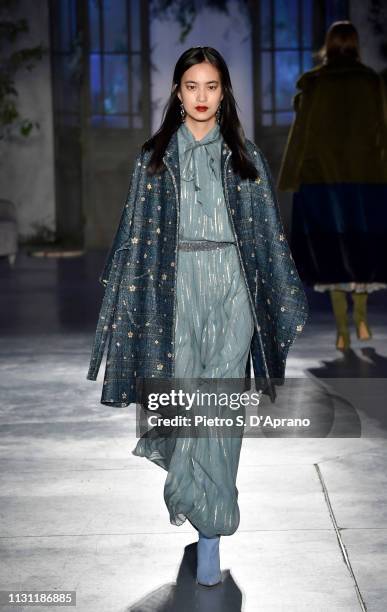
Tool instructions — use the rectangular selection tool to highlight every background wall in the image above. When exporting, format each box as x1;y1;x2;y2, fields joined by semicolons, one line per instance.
150;3;254;139
1;0;386;245
0;0;55;243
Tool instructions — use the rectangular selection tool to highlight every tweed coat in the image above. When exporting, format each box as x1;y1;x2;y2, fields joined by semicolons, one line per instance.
86;129;309;406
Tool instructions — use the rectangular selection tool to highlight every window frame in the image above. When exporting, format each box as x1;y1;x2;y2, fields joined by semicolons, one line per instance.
252;0;350;141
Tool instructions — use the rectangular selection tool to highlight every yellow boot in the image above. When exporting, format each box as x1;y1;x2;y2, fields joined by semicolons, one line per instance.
330;290;351;351
351;292;372;340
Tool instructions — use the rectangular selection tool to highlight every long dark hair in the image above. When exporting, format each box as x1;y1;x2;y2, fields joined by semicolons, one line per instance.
316;21;361;64
142;46;259;180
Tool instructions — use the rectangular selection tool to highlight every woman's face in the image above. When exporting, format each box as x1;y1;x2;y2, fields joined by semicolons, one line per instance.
177;61;223;124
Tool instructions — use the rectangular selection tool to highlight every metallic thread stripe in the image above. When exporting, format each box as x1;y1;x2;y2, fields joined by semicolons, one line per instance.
222;150;272;395
178;240;235;252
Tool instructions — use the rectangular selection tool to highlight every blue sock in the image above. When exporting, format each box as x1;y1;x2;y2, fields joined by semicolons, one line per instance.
196;531;222;586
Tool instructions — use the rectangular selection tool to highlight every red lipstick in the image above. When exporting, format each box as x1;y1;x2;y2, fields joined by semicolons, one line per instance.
195;106;208;112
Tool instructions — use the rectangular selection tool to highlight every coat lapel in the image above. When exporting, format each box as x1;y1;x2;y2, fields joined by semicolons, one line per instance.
163;129;180;192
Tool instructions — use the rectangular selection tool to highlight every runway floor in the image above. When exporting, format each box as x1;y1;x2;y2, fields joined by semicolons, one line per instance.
1;249;387;611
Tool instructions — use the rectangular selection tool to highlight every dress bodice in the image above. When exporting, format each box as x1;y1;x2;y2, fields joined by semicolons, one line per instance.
176;122;235;242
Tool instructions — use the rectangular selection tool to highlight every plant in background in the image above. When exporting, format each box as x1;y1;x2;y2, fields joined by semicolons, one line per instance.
0;0;45;140
150;0;249;43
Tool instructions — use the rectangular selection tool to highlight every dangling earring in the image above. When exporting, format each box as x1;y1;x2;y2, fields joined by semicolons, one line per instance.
216;102;222;124
180;102;186;122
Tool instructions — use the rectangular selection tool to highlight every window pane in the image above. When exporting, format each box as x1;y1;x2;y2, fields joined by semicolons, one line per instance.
302;50;313;72
87;0;146;128
275;51;300;109
103;55;129;114
276;111;294;125
131;54;142;114
130;0;141;52
107;115;129;128
103;0;128;52
259;0;314;127
275;0;299;48
91;115;129;128
261;52;273;111
90;53;102;114
261;0;272;49
302;0;312;47
89;0;101;52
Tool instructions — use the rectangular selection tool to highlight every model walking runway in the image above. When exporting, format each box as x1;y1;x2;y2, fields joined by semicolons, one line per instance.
132;121;254;537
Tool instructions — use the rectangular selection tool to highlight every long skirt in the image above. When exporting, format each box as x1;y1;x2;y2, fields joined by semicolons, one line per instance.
132;243;254;537
291;184;387;286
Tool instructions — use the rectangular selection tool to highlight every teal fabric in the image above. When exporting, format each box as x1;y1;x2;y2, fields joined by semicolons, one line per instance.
132;122;255;536
174;247;253;379
167;246;254;536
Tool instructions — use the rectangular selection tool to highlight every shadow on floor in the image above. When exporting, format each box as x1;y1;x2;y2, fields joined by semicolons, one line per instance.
127;542;242;612
305;346;387;436
308;346;387;379
244;346;387;439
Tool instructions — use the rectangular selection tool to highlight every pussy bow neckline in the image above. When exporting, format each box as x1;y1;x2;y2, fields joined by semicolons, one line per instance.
178;121;223;218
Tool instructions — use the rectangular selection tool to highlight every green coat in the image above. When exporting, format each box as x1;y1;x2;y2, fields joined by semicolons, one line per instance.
278;59;387;191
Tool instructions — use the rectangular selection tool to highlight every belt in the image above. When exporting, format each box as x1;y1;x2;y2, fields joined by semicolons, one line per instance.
178;240;236;251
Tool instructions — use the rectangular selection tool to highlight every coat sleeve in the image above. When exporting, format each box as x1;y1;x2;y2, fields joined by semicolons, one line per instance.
277;83;314;192
247;140;309;376
99;150;143;287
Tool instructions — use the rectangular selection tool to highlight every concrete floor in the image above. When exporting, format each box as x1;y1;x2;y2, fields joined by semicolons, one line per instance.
1;250;387;611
